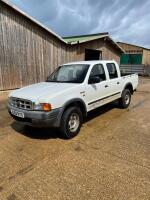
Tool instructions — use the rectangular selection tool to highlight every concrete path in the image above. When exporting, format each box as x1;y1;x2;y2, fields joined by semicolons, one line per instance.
0;78;150;200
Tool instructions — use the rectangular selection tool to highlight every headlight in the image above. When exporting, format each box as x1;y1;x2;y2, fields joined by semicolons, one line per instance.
34;103;52;111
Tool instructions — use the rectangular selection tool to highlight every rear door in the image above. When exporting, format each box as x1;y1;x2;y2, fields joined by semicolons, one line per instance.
105;62;122;98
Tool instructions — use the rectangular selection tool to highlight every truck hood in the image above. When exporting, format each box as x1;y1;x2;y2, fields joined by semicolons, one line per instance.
10;82;79;102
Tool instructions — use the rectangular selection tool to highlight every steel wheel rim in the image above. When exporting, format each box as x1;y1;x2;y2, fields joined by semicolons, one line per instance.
68;113;80;133
125;93;130;105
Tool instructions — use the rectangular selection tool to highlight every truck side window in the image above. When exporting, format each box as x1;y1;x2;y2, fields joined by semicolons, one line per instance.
89;64;106;82
106;63;118;79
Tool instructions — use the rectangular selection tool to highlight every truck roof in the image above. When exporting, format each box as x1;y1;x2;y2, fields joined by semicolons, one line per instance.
63;60;116;65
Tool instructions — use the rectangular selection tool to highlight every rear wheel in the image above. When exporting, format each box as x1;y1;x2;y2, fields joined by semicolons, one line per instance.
60;107;83;139
119;89;131;109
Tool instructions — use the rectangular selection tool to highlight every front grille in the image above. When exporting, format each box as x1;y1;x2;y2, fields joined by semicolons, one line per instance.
9;97;33;110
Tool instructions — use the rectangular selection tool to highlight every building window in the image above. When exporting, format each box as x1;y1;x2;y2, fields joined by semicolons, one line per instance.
85;49;102;61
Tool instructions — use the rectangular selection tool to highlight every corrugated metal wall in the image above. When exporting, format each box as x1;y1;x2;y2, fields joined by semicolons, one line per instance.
0;2;121;91
120;65;145;75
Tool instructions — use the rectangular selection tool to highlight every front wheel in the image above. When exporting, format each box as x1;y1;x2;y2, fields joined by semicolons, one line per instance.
119;89;131;109
60;107;83;139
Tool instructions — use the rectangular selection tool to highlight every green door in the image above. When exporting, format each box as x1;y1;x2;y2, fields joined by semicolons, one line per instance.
120;54;142;65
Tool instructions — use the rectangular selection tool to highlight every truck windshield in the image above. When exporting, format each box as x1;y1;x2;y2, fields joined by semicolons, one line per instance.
46;64;89;83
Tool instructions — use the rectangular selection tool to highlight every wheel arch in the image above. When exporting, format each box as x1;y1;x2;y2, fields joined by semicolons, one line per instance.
123;82;134;95
55;99;87;128
62;98;87;120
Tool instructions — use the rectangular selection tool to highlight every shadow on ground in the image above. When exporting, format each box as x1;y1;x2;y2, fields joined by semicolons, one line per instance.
11;101;120;140
11;122;60;140
86;101;119;121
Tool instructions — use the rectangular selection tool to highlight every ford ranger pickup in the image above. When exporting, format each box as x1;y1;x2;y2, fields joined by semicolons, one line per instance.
8;60;138;139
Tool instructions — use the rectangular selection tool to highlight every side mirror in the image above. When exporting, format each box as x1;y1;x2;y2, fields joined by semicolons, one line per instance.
88;76;100;84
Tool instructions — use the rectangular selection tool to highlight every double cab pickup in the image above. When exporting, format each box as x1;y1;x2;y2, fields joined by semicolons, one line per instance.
8;60;138;139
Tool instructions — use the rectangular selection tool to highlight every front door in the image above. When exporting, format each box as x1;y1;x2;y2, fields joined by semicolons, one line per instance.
86;64;109;111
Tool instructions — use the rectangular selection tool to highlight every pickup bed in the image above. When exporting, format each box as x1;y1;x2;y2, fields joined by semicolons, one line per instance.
8;60;138;139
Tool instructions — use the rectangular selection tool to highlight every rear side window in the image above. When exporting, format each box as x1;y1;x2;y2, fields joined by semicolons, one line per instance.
106;63;118;79
90;64;106;82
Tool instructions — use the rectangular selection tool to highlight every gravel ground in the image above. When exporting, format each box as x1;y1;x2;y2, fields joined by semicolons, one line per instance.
0;77;150;200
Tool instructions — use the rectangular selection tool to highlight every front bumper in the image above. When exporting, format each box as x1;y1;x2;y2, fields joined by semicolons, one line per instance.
8;104;63;128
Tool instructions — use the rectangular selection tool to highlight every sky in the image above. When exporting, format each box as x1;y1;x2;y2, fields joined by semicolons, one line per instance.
10;0;150;48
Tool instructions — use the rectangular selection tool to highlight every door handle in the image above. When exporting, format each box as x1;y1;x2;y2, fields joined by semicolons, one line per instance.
105;85;109;88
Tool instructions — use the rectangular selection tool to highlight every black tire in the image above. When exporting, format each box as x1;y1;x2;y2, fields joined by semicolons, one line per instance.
119;89;131;109
59;106;83;139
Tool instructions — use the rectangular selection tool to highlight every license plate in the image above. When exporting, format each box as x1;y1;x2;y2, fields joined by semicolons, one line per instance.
11;109;24;118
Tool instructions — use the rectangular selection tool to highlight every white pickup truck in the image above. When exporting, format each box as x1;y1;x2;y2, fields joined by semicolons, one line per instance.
8;60;138;139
